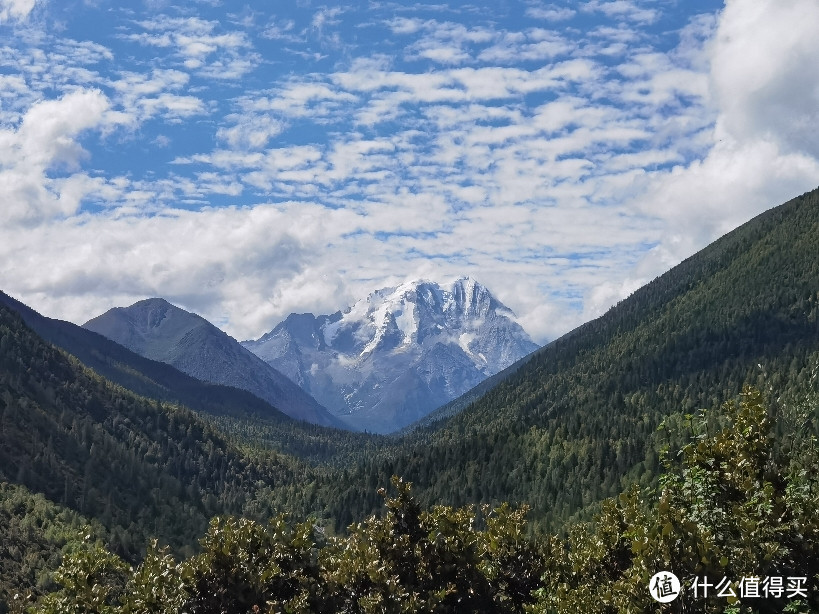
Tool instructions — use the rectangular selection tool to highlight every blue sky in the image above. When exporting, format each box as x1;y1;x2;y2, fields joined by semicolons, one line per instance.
1;0;818;343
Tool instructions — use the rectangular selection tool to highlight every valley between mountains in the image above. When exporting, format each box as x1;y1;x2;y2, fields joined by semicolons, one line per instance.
2;187;819;611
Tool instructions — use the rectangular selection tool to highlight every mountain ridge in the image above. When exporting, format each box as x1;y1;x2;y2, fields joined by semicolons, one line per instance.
83;297;345;429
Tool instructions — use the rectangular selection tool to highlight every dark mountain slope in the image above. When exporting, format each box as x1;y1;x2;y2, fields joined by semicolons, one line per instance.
0;290;295;421
317;187;819;531
0;300;308;559
83;299;344;429
0;291;369;463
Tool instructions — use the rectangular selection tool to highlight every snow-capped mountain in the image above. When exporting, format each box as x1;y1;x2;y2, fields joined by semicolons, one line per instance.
242;277;539;433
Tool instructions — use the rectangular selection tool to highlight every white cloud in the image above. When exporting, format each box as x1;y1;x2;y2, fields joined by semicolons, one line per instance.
243;81;358;119
478;29;572;63
311;7;343;31
615;52;709;107
261;18;300;42
0;202;367;340
0;89;116;225
112;69;189;97
0;0;36;22
397;19;507;65
110;69;207;124
124;16;259;79
386;17;424;35
0;36;115;108
613;0;819;303
53;39;114;64
634;139;819;267
525;6;576;22
710;0;819;159
333;60;597;106
582;0;658;24
217;114;284;150
0;74;32;122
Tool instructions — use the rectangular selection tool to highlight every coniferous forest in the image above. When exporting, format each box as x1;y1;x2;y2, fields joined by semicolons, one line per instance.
2;187;819;612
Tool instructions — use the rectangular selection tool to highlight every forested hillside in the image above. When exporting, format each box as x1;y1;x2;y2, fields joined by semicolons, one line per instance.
0;291;381;466
25;388;819;613
307;187;819;531
0;301;318;573
0;482;109;610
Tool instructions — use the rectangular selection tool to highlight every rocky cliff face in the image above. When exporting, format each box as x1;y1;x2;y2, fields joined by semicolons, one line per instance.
243;277;539;433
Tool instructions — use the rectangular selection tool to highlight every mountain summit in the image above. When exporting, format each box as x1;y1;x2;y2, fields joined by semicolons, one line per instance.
242;277;538;433
83;298;343;428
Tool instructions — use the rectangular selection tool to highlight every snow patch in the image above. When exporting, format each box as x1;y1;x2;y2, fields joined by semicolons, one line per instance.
458;331;476;355
360;304;390;356
322;318;343;346
243;275;539;432
393;301;417;345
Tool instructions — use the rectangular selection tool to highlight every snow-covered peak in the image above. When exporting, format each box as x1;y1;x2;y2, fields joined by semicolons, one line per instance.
320;277;517;358
439;276;491;318
325;280;424;353
243;276;539;433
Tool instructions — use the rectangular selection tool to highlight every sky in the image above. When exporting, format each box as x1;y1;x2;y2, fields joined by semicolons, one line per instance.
1;0;818;345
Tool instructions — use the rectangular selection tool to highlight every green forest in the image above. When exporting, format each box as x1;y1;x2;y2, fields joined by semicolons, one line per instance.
2;187;819;612
5;388;819;612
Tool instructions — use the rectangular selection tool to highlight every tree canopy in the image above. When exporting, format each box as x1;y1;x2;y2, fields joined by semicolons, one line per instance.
20;387;819;614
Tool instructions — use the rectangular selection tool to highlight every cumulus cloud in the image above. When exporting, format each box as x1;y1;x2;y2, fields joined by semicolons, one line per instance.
0;203;366;340
0;89;116;225
710;0;819;158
